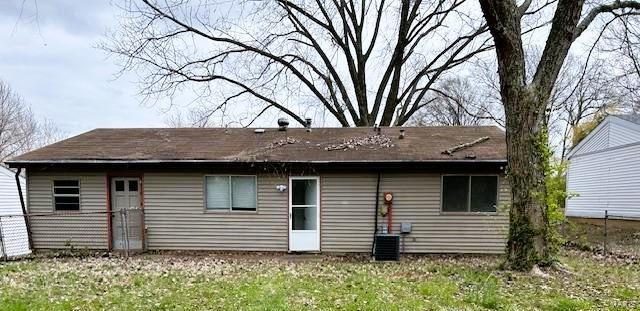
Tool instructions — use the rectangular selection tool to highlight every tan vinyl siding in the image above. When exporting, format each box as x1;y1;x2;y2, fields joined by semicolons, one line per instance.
27;171;108;249
321;174;377;252
143;173;288;251
24;170;508;254
321;173;510;254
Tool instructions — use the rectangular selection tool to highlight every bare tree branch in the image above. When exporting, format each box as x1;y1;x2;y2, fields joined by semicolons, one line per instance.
105;0;496;127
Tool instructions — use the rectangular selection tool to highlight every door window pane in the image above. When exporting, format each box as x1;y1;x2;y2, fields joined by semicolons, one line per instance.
291;179;318;230
115;180;125;192
205;176;230;210
128;180;138;192
470;176;498;212
442;176;469;212
231;176;256;211
292;206;317;230
292;179;317;205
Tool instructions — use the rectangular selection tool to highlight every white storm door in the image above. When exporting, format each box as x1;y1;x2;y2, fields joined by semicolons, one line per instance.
289;177;320;251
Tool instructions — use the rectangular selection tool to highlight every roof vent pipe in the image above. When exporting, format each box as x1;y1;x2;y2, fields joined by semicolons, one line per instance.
305;118;312;132
277;118;289;131
399;129;405;139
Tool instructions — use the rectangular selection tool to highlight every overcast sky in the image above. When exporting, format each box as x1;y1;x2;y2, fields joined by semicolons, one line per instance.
0;1;166;137
0;1;611;140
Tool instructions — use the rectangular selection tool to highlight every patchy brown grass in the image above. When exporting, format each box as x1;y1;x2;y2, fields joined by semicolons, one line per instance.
0;249;638;310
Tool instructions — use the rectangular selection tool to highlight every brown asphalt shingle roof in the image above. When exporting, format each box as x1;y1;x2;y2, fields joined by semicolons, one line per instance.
7;126;506;164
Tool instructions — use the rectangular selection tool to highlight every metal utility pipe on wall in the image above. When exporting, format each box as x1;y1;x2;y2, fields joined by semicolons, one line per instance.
15;168;33;250
371;172;381;256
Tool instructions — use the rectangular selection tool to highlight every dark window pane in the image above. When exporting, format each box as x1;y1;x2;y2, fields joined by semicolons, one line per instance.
292;180;317;206
442;176;469;212
54;187;79;195
292;206;317;230
55;196;79;211
470;176;498;212
54;180;79;187
55;203;80;211
115;180;125;191
55;196;79;204
128;180;138;192
53;180;80;211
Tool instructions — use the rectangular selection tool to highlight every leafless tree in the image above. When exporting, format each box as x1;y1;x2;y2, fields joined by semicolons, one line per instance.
104;0;516;127
408;77;498;126
0;80;63;163
0;81;39;163
552;57;625;158
603;15;640;110
478;0;640;270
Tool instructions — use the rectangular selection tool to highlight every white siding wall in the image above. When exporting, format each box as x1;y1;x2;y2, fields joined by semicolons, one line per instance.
609;120;640;147
0;167;30;257
572;122;610;155
567;143;640;218
567;116;640;219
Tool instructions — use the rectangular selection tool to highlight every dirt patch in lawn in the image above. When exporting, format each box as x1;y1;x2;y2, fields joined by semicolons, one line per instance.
564;217;640;257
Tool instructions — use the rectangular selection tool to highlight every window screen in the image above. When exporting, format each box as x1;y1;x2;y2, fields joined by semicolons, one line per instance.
205;176;256;211
53;180;80;211
442;176;469;212
442;176;498;213
470;176;498;212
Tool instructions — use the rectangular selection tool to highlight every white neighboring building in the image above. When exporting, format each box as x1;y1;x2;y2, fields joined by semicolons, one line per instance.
566;114;640;219
0;165;30;257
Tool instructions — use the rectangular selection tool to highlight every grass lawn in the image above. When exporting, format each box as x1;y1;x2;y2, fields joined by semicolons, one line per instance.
0;250;638;310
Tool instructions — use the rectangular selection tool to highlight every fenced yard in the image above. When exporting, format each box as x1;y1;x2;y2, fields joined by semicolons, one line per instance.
0;250;638;310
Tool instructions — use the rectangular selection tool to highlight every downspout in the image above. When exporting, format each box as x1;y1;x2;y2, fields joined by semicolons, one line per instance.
15;167;33;250
371;171;381;256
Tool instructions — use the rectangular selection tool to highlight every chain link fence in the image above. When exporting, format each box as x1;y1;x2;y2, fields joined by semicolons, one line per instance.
0;213;30;260
0;208;144;261
564;211;640;256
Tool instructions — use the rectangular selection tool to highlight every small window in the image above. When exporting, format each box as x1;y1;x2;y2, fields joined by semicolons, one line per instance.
53;180;80;211
442;176;497;213
115;180;125;192
205;176;256;211
128;180;138;192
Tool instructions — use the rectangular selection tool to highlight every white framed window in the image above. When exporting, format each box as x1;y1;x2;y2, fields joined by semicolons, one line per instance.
53;179;80;211
441;175;498;213
205;175;257;211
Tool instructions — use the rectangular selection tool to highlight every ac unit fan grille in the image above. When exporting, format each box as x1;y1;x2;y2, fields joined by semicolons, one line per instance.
374;235;400;261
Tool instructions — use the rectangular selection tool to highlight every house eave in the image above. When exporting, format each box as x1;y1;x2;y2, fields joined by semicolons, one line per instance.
6;159;507;167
